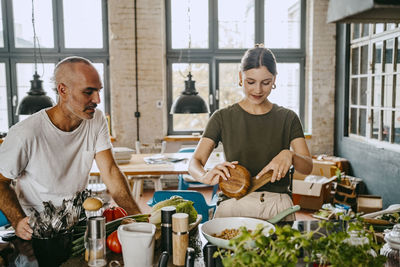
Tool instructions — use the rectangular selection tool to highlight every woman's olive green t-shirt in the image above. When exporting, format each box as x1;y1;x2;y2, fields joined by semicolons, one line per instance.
203;103;305;193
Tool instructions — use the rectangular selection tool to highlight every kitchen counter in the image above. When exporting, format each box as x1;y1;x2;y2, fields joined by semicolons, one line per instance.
0;226;207;267
0;220;387;266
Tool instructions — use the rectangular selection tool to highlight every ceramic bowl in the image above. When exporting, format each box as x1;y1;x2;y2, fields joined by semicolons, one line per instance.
201;217;275;249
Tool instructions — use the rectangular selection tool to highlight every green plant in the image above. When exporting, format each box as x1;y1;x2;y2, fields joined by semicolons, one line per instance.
306;218;387;267
216;217;387;267
335;167;342;183
217;224;312;267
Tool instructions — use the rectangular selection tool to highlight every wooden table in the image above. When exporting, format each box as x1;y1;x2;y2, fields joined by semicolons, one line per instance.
91;152;224;176
90;152;224;201
90;153;193;176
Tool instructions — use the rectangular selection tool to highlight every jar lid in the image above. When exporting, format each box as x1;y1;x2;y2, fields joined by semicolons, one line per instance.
385;224;400;248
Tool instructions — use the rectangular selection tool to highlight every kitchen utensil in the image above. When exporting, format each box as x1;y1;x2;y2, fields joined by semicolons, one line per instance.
200;205;300;249
203;243;222;267
173;213;189;266
157;251;169;267
363;218;393;225
362;204;400;218
32;230;73;267
161;206;176;255
201;217;274;250
87;216;107;267
266;205;300;224
118;222;156;267
185;247;195;267
219;164;273;199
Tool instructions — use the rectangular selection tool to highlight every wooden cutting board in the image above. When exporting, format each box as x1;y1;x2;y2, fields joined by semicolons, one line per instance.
219;165;273;199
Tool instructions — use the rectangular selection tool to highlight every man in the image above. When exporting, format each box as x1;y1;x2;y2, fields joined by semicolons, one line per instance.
0;56;141;240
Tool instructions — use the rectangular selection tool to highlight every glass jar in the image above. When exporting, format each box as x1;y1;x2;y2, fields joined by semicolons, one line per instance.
381;224;400;267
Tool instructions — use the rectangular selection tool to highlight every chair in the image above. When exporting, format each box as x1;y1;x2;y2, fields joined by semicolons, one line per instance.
147;190;217;223
0;210;9;227
177;147;219;200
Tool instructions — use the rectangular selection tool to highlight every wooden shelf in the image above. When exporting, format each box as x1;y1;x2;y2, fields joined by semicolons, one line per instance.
163;135;201;142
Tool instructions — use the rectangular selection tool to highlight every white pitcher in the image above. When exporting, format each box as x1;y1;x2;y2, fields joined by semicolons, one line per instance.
117;222;156;267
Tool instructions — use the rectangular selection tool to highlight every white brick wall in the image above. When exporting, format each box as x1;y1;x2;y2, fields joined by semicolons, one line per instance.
305;0;336;155
108;0;166;148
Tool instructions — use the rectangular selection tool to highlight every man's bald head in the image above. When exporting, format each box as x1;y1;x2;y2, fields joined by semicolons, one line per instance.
53;56;96;92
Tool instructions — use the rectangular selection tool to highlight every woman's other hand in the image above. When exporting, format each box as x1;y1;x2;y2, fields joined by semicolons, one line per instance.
256;149;293;182
202;161;238;185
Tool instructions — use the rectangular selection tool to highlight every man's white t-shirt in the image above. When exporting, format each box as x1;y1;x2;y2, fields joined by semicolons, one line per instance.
0;108;112;214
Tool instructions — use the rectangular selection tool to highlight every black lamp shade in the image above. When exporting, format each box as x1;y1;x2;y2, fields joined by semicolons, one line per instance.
170;94;209;114
16;72;54;115
170;72;209;114
17;94;54;115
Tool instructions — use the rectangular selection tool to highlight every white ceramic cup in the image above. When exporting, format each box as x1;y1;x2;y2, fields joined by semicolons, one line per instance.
117;222;156;267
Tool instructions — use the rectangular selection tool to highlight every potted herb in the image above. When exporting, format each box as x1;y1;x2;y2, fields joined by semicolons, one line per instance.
306;218;387;267
216;217;387;267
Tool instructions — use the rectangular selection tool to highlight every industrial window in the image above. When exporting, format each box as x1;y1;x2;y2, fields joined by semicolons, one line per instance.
349;23;400;147
0;0;109;133
166;0;306;134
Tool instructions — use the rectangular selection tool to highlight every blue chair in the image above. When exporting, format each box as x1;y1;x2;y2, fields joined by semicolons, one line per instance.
0;210;9;227
177;147;219;200
147;190;217;223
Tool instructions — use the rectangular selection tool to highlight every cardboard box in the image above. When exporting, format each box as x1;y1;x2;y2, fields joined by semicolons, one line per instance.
313;155;350;174
293;159;337;180
293;177;336;210
357;195;382;214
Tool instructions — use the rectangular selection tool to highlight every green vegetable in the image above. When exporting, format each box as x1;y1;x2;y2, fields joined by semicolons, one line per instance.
176;201;197;224
149;196;198;225
71;214;150;257
152;195;187;211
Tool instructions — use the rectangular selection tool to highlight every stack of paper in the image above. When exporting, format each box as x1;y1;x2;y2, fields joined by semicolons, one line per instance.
143;154;186;164
113;147;135;164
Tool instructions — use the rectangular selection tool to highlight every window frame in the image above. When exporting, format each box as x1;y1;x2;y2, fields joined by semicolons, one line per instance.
0;0;109;130
165;0;306;135
347;22;400;151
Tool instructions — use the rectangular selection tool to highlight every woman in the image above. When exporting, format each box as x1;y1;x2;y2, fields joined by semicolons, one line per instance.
188;44;313;220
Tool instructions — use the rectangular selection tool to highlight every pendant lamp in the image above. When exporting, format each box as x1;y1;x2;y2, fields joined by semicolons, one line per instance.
169;0;209;114
170;72;209;114
16;0;53;115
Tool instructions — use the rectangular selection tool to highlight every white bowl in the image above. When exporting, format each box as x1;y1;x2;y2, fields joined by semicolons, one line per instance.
201;217;275;249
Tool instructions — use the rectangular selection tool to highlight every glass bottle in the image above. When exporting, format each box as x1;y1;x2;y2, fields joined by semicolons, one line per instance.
87;216;107;267
381;224;400;267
